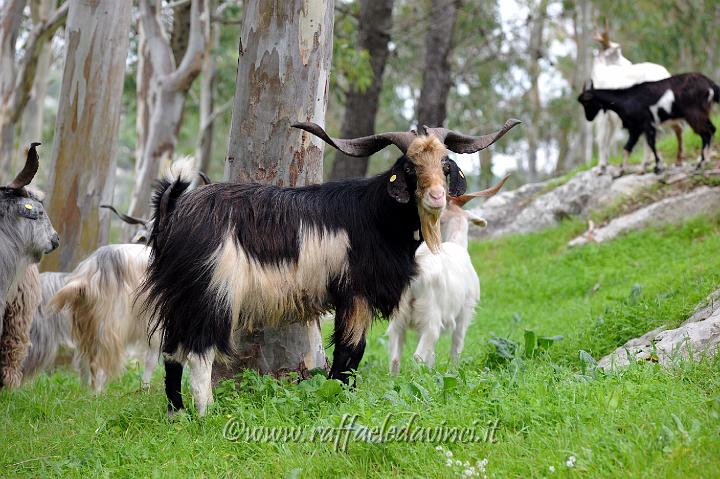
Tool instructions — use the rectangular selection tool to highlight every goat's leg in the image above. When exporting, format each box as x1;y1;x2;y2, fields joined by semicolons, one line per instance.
330;298;371;384
141;346;159;389
644;127;664;175
596;112;612;175
413;324;441;369
451;306;475;365
672;122;684;166
617;130;642;178
164;353;185;416
187;349;215;417
387;321;406;375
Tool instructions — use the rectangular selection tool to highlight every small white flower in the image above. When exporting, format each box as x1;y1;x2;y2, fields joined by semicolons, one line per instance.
446;459;454;467
445;450;453;458
455;459;463;466
549;465;555;473
463;468;473;477
436;445;444;452
566;455;576;468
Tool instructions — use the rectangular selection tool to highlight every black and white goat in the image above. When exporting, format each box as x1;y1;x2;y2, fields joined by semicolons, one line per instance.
0;144;59;388
578;73;720;175
141;120;520;415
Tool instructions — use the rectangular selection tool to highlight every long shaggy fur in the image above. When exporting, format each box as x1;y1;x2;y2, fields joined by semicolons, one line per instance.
21;272;76;381
50;244;157;391
1;265;40;388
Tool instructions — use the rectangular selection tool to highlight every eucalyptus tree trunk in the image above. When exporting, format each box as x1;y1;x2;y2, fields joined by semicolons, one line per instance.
329;0;394;180
416;0;461;128
526;0;549;182
569;0;593;168
215;0;333;382
42;0;132;272
196;1;220;175
127;0;208;222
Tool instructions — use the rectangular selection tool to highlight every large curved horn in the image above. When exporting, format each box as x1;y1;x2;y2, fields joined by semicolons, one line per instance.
426;119;522;155
292;122;418;156
595;17;611;49
7;142;41;190
100;204;148;226
451;174;510;207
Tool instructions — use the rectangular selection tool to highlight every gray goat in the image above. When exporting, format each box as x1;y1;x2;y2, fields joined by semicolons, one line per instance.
0;144;59;388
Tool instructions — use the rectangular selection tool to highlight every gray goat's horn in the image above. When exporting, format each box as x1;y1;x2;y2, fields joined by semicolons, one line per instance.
292;122;418;156
198;171;212;185
426;119;522;154
8;142;41;190
100;204;148;226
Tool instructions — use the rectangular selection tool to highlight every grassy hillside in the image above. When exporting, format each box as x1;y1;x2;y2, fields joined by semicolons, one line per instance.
3;214;720;478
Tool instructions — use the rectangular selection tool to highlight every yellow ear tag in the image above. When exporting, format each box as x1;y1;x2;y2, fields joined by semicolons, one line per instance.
24;204;33;210
390;174;397;183
459;170;465;179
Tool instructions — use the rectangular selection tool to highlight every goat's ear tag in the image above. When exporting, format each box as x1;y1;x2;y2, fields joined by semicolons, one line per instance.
24;203;33;210
19;203;39;219
459;170;465;179
390;174;397;183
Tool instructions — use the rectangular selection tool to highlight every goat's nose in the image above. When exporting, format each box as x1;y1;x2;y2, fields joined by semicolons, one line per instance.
429;188;444;200
50;233;60;251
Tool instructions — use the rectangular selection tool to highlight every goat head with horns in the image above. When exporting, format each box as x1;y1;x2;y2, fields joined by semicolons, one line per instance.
292;119;521;252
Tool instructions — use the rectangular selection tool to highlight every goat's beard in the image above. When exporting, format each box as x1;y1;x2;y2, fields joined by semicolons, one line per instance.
419;207;442;253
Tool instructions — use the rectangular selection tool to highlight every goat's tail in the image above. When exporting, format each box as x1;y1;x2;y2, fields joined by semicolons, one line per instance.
148;157;196;247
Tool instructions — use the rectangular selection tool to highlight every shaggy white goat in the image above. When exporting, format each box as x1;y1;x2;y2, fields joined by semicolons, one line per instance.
387;176;508;373
50;243;159;391
591;23;682;175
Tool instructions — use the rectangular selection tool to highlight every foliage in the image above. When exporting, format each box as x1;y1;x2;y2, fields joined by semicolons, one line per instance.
4;212;720;477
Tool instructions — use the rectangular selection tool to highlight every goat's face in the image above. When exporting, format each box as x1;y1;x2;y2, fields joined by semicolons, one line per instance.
387;136;466;251
578;91;602;121
0;143;58;262
0;189;59;261
292;119;521;253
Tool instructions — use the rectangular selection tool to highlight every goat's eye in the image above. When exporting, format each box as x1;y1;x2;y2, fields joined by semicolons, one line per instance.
404;164;415;175
442;160;451;175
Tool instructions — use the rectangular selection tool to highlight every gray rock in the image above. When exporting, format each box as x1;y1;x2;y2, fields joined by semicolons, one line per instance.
599;288;720;370
569;186;720;246
471;168;661;239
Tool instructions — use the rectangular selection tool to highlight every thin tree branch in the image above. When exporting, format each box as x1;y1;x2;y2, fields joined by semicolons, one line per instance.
163;0;209;92
8;1;68;123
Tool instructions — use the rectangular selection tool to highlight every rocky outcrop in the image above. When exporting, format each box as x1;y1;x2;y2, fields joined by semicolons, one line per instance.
598;288;720;370
471;168;661;239
569;186;720;247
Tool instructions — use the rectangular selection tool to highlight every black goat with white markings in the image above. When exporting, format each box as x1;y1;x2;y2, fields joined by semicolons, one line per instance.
140;120;520;415
578;72;720;175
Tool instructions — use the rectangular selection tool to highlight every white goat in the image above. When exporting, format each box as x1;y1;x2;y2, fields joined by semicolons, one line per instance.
49;243;159;391
387;176;508;373
591;23;683;175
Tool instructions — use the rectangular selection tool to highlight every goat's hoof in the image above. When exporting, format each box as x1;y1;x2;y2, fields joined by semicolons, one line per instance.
596;166;607;176
653;166;664;175
167;406;186;419
611;169;625;180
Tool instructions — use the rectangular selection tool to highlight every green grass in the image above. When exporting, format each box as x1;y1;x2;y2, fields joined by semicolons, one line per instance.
4;214;720;478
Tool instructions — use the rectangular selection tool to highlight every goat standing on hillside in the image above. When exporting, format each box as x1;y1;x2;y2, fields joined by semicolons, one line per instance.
387;176;508;373
578;73;719;176
591;20;683;175
0;144;59;388
141;120;520;415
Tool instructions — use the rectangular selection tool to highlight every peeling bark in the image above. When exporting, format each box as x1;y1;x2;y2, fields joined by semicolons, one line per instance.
329;0;394;180
41;0;132;273
215;0;334;382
